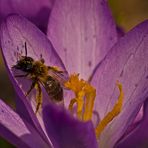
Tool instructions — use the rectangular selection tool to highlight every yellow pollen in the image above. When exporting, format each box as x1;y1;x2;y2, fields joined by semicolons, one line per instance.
68;91;85;119
65;74;123;139
65;74;86;94
83;84;96;121
95;81;124;138
64;74;96;121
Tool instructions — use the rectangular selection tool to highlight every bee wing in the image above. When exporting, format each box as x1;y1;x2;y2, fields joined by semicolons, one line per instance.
48;69;69;87
38;78;53;96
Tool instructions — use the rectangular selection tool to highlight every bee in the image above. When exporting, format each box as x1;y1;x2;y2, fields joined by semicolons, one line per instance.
12;42;67;113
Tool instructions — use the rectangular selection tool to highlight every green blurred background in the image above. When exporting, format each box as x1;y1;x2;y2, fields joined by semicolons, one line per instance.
0;0;148;147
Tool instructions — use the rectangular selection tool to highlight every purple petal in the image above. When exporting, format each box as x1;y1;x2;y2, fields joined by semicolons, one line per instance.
115;99;148;148
91;20;148;147
47;0;118;79
0;99;49;148
0;14;66;144
0;0;54;32
116;26;125;38
43;103;98;148
123;105;144;137
133;105;144;124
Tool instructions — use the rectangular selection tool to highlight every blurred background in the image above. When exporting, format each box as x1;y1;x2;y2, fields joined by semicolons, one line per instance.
0;0;148;147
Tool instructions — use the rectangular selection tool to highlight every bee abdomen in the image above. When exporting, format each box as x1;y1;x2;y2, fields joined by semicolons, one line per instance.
45;76;63;101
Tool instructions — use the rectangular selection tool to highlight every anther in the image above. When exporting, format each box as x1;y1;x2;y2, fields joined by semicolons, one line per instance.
65;74;96;121
95;81;124;138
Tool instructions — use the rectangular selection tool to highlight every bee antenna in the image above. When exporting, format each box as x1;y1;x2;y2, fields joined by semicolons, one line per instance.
24;42;27;57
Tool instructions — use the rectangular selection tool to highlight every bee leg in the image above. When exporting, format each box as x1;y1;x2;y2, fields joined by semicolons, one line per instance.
47;66;64;73
35;82;42;114
25;80;36;96
14;73;29;78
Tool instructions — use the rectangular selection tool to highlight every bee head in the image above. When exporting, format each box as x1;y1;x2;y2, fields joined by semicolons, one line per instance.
13;56;34;72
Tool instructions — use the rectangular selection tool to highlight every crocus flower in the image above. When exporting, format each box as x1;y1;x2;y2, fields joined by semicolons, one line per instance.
0;0;148;148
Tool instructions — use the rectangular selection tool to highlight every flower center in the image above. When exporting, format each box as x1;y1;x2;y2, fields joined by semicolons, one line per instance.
64;73;96;121
64;74;124;138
